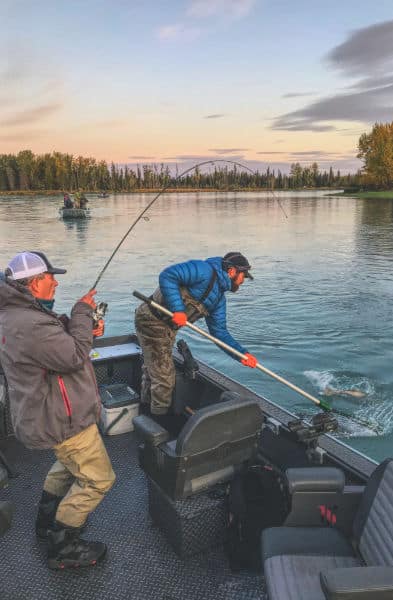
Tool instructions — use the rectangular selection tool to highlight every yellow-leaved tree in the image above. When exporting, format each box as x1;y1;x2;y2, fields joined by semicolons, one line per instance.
357;122;393;189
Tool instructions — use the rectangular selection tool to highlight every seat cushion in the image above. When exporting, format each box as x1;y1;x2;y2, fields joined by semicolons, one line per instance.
265;555;361;600
262;527;355;563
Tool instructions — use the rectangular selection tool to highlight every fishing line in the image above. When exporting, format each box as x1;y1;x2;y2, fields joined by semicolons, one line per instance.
91;159;287;289
91;161;380;436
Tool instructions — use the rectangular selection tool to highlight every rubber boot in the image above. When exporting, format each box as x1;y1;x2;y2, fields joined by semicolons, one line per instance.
0;501;13;536
47;522;107;570
36;490;87;540
35;490;63;540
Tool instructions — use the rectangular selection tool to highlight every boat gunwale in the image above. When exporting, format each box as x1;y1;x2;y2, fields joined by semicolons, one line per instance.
92;333;378;481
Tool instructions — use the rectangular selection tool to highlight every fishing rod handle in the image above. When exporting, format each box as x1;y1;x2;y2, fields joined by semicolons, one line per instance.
133;290;153;304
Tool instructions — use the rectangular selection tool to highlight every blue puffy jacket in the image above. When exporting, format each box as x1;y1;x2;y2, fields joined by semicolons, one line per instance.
159;256;247;358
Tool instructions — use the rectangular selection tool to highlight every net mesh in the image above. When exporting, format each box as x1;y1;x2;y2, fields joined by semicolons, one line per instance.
7;252;46;279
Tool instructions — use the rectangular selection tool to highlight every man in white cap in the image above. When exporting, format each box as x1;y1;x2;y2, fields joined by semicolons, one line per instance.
0;251;115;570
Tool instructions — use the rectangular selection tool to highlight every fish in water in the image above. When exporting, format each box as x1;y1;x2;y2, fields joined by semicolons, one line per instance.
323;386;366;399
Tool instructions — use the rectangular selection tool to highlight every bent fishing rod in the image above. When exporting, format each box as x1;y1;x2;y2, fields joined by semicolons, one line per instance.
91;159;287;290
132;290;381;435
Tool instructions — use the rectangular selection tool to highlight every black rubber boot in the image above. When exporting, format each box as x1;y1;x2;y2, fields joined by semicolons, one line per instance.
35;490;63;540
47;522;107;570
36;491;88;540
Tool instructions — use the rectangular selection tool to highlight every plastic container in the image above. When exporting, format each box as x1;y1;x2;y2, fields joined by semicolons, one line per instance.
99;384;139;435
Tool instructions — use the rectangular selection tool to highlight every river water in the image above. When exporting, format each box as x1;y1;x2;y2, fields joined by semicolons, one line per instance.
1;191;393;462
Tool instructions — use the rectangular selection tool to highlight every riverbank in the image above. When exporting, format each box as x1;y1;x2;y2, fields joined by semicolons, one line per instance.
329;190;393;199
0;187;340;197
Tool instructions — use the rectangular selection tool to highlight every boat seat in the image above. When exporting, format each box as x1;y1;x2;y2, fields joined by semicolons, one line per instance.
0;501;13;536
262;458;393;599
134;393;264;500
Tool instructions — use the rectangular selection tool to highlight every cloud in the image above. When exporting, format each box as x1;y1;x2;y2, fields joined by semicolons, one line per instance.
0;130;47;143
272;83;393;131
288;151;340;156
158;0;256;41
256;150;356;162
272;19;393;132
187;0;256;20
209;148;249;154
3;103;62;127
0;42;66;136
157;23;201;41
128;156;156;160
204;113;226;119
282;92;315;98
326;19;393;76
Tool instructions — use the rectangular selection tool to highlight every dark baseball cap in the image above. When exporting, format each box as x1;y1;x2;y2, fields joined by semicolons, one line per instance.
222;252;254;280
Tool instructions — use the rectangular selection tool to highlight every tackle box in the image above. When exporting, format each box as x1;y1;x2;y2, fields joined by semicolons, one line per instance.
99;383;139;435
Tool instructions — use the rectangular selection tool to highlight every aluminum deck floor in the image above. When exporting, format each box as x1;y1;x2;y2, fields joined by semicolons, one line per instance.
0;433;266;600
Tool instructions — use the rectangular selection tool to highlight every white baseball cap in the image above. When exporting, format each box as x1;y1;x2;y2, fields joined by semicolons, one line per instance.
5;251;67;280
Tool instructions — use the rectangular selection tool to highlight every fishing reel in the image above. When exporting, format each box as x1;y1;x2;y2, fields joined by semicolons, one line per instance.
93;301;108;326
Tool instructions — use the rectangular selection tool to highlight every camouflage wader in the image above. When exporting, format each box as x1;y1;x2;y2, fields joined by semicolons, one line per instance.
135;287;208;415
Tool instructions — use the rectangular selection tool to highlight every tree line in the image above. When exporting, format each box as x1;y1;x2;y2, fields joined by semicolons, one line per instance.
3;120;393;193
0;150;360;192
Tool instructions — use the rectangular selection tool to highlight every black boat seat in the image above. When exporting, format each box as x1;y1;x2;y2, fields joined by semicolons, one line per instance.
134;393;264;500
0;501;13;536
262;458;393;600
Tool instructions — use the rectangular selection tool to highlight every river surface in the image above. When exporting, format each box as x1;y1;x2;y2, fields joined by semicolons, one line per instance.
1;191;393;462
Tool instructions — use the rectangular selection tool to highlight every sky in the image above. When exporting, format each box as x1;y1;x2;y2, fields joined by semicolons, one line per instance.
1;0;393;173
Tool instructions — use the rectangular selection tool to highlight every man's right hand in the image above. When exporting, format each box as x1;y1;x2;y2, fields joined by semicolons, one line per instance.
92;318;105;338
78;289;97;309
172;311;187;327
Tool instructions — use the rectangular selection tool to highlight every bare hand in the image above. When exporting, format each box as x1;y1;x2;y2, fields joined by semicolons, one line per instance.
79;289;97;309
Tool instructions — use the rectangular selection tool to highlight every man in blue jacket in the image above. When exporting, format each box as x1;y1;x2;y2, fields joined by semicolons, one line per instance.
135;252;257;422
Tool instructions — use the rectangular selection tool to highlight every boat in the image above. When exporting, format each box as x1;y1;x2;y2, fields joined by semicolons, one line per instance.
0;333;391;600
59;207;89;219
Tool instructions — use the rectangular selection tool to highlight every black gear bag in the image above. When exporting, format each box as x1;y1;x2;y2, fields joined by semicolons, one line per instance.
225;464;289;571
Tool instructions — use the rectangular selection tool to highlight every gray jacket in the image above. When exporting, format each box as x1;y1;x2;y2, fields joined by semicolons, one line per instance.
0;278;100;449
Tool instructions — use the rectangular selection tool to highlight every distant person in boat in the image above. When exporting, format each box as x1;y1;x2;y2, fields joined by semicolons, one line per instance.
79;193;88;209
135;252;257;429
0;251;114;570
73;191;81;209
63;193;73;209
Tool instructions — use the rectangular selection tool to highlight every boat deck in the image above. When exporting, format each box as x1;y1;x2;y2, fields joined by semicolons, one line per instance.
0;432;266;600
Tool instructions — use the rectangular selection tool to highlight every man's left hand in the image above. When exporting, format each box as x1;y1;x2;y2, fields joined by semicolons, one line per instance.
241;353;257;368
172;312;187;327
93;319;105;338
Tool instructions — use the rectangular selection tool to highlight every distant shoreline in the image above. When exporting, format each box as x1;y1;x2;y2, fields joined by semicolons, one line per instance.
328;190;393;200
0;187;341;197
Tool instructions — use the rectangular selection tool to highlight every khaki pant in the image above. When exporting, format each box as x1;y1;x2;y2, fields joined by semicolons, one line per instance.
135;303;177;414
43;424;116;528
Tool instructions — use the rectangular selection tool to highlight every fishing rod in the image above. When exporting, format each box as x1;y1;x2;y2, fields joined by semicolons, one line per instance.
91;159;287;290
132;290;382;435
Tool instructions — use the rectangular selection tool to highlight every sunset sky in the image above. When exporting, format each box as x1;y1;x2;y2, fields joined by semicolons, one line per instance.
2;0;393;173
